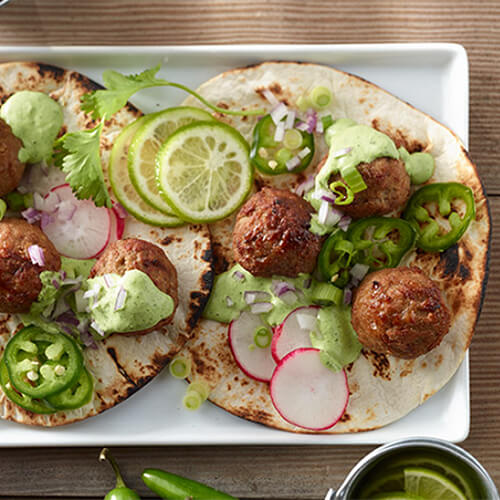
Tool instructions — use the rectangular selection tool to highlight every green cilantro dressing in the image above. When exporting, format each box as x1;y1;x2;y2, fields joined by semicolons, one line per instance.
0;91;63;163
398;146;435;185
203;264;361;372
87;270;174;335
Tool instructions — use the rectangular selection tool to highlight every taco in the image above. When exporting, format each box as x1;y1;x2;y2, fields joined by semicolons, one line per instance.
178;62;490;433
0;62;213;426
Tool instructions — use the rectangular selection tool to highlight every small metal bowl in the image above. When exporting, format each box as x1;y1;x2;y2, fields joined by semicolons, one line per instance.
333;437;498;499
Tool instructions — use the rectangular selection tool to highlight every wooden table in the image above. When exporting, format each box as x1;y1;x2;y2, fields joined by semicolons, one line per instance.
0;1;499;498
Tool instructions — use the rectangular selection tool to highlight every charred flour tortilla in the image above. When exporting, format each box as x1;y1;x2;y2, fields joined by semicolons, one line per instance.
180;62;490;433
0;62;213;426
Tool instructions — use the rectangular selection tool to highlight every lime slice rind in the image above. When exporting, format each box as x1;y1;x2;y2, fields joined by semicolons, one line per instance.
108;117;184;228
156;121;253;223
404;467;468;500
128;106;215;215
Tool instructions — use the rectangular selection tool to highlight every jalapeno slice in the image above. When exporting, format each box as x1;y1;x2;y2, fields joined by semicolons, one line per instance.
46;367;93;410
347;217;416;270
4;327;84;399
0;358;56;415
403;182;475;252
250;114;314;175
318;230;356;286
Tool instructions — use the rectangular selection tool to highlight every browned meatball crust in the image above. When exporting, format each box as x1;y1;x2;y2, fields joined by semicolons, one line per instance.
232;187;322;278
0;218;61;313
89;238;178;334
351;266;451;359
319;155;411;219
0;118;26;197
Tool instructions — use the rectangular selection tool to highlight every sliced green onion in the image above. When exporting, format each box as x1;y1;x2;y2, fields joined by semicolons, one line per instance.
330;180;355;205
253;326;272;349
340;165;367;193
296;95;310;111
5;191;25;211
23;193;34;208
309;86;332;109
275;148;293;165
311;282;343;306
182;390;202;411
169;356;191;379
187;380;210;400
283;129;303;150
0;199;6;221
321;115;334;131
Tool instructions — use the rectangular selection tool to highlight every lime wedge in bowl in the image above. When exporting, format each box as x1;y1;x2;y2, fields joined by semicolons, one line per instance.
404;467;468;500
109;117;183;227
156;121;253;223
128;106;215;215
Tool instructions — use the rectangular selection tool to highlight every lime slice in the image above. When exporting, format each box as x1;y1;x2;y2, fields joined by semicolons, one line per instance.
372;493;425;500
128;106;215;214
404;467;468;500
358;469;405;498
156;121;253;223
108;117;183;227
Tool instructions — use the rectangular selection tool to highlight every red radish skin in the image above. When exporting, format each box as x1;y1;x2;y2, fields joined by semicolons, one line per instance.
272;306;319;363
270;348;349;431
42;184;111;259
228;312;276;383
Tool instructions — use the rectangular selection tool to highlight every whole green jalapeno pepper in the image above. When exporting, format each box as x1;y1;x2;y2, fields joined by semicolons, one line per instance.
100;448;141;500
142;468;238;500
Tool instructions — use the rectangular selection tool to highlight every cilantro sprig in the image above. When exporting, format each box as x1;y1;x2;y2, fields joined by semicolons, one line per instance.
57;65;265;207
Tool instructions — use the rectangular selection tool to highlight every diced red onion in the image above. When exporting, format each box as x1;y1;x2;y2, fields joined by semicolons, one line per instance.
40;212;55;229
28;245;45;266
270;102;288;125
83;286;100;300
351;263;370;282
285;155;300;171
318;201;342;226
272;280;296;297
280;290;297;305
298;146;311;159
303;278;312;289
274;120;285;142
113;201;128;219
332;147;352;159
60;270;67;280
250;302;273;314
90;320;105;336
21;207;41;224
311;188;332;201
297;312;317;331
103;274;113;288
285;110;296;130
262;89;280;107
114;286;127;311
225;296;234;307
232;270;245;282
316;120;324;134
56;311;79;326
80;329;97;349
343;287;353;305
244;290;271;304
318;201;330;225
321;194;337;204
306;109;317;133
338;215;352;232
294;175;315;196
61;324;74;335
295;121;309;132
52;279;60;289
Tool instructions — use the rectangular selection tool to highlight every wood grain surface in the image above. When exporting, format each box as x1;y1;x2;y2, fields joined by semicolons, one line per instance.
0;1;499;499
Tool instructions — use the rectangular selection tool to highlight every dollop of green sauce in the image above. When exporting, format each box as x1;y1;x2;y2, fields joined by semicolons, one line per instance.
398;146;435;185
87;270;174;335
203;264;361;372
0;91;63;163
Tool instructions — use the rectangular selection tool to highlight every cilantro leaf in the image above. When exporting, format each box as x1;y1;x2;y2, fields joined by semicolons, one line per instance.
54;122;111;208
81;64;167;119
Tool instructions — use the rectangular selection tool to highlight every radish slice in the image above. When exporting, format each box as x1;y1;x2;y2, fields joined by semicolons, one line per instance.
270;348;349;431
272;306;319;363
228;311;276;382
42;184;111;259
107;206;125;246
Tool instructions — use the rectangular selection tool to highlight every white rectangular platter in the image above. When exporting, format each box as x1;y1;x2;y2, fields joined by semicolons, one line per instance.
0;43;470;446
